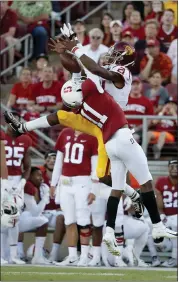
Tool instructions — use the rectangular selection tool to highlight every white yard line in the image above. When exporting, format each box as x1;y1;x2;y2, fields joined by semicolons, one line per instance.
1;271;124;277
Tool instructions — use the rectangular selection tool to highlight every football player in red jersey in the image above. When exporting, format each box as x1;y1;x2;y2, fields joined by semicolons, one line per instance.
18;167;50;265
51;128;98;266
1;112;32;265
155;159;178;267
40;152;65;262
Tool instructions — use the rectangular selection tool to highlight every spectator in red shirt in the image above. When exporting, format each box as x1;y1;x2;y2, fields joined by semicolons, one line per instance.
124;76;154;142
140;39;172;83
123;10;145;42
73;19;89;46
0;1;20;72
147;98;177;159
122;2;135;30
28;66;63;114
158;9;178;50
144;70;169;113
109;20;123;46
101;12;113;47
144;1;164;23
7;67;32;113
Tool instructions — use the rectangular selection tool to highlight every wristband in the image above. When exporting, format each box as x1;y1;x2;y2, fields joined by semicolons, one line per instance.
71;46;84;59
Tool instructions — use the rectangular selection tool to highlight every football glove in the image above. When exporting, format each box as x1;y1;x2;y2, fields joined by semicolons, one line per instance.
60;23;77;40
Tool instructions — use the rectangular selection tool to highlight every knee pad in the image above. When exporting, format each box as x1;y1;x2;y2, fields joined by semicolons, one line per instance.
79;225;92;238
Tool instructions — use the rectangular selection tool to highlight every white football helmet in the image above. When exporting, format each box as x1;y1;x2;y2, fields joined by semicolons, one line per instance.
61;79;83;108
1;199;20;228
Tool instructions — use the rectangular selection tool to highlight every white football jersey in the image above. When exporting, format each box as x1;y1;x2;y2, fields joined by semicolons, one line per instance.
103;64;132;110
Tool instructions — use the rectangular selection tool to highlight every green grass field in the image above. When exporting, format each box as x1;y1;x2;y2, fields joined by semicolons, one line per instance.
1;266;177;282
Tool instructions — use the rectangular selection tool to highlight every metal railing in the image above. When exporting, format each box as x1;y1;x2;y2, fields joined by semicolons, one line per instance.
126;115;177;154
51;1;80;37
0;34;33;77
51;1;111;37
1;103;55;149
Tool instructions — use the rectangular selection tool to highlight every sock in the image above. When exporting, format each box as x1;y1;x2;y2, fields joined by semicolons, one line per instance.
17;242;24;257
92;246;101;258
81;245;89;257
1;230;9;260
50;243;60;261
147;235;158;257
125;184;139;201
8;225;19;259
141;191;161;224
133;229;148;260
34;237;46;258
106;196;119;229
9;245;17;259
68;247;77;258
172;238;177;260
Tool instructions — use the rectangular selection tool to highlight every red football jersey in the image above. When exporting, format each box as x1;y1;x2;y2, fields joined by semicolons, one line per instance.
55;128;98;177
40;166;60;210
80;79;128;143
124;96;154;126
158;25;178;50
0;131;32;176
155;176;178;216
30;81;62;108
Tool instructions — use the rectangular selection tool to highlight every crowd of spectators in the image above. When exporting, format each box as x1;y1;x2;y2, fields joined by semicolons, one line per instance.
1;1;178;159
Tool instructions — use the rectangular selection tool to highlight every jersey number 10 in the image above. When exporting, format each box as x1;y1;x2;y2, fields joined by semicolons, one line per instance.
64;142;84;164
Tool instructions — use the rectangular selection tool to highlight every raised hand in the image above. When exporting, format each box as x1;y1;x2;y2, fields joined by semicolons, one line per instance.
49;37;66;54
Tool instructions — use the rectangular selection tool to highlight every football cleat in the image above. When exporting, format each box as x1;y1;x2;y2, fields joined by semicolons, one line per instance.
151;256;161;267
1;258;8;265
162;258;177;268
88;257;101;267
114;256;127;267
103;230;120;256
152;224;178;239
3;111;25;135
10;257;26;265
31;255;51;265
55;256;78;266
137;259;149;267
77;256;89;267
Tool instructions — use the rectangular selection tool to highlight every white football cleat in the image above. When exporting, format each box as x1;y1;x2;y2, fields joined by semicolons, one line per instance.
10;257;26;265
162;258;177;268
114;256;127;267
88;256;101;267
152;224;177;239
1;258;8;265
31;255;51;265
103;230;120;256
122;247;134;266
151;256;161;267
137;259;149;267
55;256;78;266
77;256;89;267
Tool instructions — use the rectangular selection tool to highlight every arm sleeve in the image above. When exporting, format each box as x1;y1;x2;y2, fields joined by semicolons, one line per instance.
57;110;109;178
24;194;47;216
51;150;63;187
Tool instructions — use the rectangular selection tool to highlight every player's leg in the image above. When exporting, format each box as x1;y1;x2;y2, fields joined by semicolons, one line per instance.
101;146;127;255
75;183;91;266
123;215;149;267
113;128;177;239
17;233;25;260
55;185;78;266
89;198;107;266
1;227;9;264
48;211;66;262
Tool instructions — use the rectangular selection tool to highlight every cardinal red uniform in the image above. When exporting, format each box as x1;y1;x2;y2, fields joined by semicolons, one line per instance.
0;131;32;184
158;25;178;50
78;79;152;190
55;127;98;176
54;128;98;226
155;176;178;216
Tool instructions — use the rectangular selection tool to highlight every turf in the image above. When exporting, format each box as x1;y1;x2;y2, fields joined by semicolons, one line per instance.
1;266;177;281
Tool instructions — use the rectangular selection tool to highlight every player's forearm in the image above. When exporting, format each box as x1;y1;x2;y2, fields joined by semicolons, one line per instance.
51;151;63;187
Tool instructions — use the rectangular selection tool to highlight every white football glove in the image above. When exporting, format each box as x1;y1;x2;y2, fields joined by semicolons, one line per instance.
40;183;50;204
123;196;132;211
60;23;75;39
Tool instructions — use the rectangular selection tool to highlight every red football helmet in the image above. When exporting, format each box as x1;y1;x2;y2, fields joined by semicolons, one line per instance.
104;41;136;67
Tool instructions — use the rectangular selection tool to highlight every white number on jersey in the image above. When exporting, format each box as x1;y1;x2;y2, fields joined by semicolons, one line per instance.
81;102;108;128
64;142;84;164
163;190;178;208
5;146;24;167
